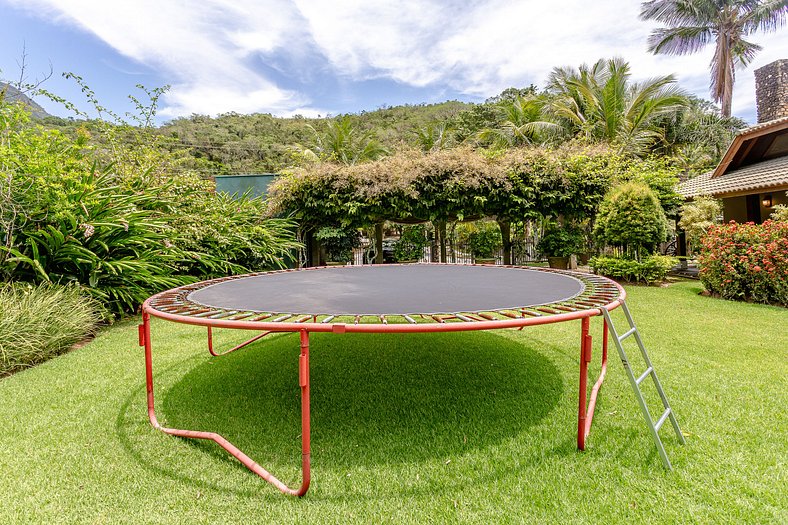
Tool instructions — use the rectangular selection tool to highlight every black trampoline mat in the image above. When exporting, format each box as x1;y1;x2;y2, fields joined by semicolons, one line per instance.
186;265;585;316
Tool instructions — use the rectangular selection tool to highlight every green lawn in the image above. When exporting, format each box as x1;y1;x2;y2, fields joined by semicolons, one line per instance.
0;281;785;524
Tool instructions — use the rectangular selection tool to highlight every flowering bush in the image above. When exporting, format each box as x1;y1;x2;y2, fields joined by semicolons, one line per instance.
699;221;788;305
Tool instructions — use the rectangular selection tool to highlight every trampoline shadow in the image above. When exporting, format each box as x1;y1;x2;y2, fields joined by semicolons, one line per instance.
160;331;562;468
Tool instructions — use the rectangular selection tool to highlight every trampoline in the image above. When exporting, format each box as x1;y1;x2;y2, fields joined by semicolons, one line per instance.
140;263;680;496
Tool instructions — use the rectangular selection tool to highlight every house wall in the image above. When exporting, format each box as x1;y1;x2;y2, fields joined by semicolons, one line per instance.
722;196;748;222
722;191;788;223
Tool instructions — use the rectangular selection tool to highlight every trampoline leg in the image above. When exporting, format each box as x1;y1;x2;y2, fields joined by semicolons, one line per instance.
207;326;273;357
577;317;609;450
141;313;312;497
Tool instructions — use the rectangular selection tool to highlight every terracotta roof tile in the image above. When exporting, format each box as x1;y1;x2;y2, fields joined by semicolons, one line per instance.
677;155;788;197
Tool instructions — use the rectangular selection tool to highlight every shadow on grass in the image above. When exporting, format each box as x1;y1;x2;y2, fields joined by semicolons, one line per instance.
117;331;565;497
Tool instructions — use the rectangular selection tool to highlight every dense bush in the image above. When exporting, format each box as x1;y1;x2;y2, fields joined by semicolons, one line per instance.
0;283;100;375
393;224;428;261
594;182;668;257
314;226;360;263
590;255;677;284
771;203;788;222
1;96;299;314
678;196;722;252
698;221;788;305
468;228;501;260
537;223;585;257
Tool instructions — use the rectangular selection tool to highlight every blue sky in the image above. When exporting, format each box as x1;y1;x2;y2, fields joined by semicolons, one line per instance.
1;1;786;125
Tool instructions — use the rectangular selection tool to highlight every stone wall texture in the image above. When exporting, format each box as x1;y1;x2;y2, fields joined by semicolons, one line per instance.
755;59;788;123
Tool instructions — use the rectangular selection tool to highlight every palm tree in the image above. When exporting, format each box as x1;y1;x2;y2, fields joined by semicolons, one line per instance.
546;57;688;155
413;122;454;152
476;95;561;148
301;116;387;165
640;0;788;117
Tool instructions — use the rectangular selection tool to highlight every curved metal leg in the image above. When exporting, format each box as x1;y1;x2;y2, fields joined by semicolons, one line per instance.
207;326;272;357
577;317;609;450
141;313;311;496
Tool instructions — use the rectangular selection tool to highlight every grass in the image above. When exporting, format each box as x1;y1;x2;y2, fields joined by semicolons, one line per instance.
0;281;785;524
0;283;100;376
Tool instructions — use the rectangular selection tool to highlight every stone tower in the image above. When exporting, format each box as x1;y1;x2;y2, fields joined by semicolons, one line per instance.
754;59;788;123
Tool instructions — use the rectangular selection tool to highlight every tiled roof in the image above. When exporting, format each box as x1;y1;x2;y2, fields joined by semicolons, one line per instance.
737;115;788;136
677;155;788;197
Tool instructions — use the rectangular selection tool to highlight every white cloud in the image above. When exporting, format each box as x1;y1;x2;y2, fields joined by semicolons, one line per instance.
5;0;787;121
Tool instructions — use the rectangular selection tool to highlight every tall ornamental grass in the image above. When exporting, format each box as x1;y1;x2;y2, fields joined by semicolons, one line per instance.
0;283;100;376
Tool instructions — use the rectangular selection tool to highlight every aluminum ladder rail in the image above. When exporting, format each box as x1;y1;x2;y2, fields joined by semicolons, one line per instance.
599;301;685;469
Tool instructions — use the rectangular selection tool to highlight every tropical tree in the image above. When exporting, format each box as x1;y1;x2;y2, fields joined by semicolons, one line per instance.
413;122;454;152
546;57;688;155
477;95;561;148
300;116;388;165
640;0;788;117
655;96;746;172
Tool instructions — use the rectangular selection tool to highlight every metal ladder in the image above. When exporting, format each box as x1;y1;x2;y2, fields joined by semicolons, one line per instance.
599;301;685;469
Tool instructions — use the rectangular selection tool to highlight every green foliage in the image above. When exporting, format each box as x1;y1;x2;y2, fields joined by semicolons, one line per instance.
590;255;677;283
393;224;428;261
2;168;193;314
476;95;561;148
315;226;360;263
770;202;788;222
654;97;746;174
678;196;722;251
466;222;502;259
537;223;585;257
300;116;388;165
698;220;788;305
547;57;688;155
1;86;299;315
594;182;668;256
0;282;100;375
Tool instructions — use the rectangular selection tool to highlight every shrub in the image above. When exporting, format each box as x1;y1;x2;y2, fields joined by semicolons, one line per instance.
467;222;502;260
315;226;360;263
1;99;300;314
594;182;668;257
590;255;677;284
0;283;101;376
537;223;584;258
698;220;788;305
771;203;788;222
678;196;722;252
393;224;428;261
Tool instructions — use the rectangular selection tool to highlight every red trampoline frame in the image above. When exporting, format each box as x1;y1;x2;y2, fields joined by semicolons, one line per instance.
139;264;623;497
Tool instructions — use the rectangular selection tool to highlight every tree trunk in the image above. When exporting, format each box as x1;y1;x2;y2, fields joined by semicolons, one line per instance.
437;221;447;263
497;219;511;265
375;222;384;264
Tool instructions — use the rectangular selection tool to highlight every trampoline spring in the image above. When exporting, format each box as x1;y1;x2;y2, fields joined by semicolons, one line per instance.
271;314;292;323
321;316;336;324
251;313;273;321
403;315;416;324
537;307;559;314
210;311;239;319
193;310;225;318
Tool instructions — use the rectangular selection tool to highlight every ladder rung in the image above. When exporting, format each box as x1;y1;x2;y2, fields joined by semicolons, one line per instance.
654;408;672;432
619;327;637;342
636;367;653;386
